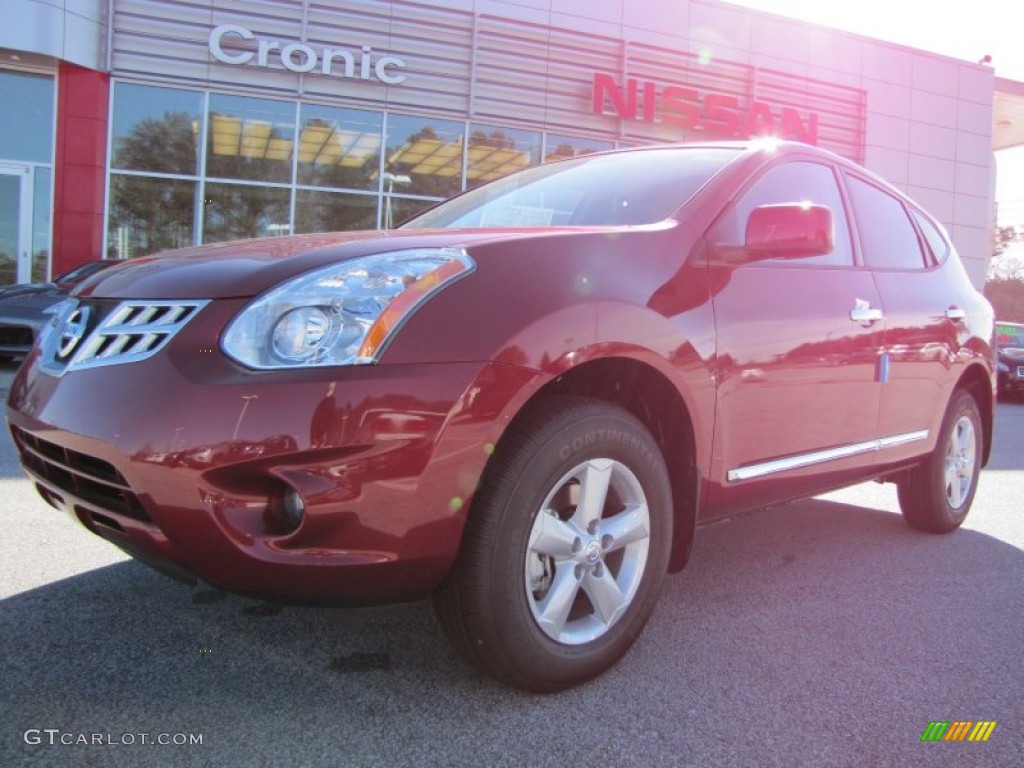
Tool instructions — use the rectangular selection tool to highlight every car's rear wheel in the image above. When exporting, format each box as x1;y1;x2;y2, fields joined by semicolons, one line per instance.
897;390;982;533
433;396;672;692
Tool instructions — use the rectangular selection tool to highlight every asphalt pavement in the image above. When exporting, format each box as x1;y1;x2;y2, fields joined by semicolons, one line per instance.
1;358;1022;767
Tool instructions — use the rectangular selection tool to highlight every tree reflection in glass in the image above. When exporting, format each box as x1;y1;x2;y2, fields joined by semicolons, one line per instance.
466;125;541;189
110;83;202;174
206;94;295;184
543;133;613;164
203;183;290;243
295;190;378;233
297;105;382;191
107;176;195;259
384;115;465;199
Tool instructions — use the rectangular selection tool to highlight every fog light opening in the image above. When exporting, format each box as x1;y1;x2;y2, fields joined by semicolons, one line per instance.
279;486;306;531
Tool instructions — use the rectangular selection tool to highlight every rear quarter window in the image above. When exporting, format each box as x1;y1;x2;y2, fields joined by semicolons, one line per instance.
911;209;950;265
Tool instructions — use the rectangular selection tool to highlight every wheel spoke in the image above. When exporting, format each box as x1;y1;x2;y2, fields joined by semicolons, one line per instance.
949;426;962;457
582;567;628;626
529;511;580;559
534;565;582;637
597;504;650;551
571;459;613;531
946;461;963;507
945;416;976;509
961;422;977;465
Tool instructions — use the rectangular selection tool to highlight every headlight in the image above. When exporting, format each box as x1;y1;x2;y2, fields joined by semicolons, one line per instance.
222;248;474;369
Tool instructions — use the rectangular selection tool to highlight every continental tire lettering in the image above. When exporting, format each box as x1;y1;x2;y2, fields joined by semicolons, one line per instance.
557;429;655;465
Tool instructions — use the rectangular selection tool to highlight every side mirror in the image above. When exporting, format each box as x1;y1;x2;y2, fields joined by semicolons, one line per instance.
744;203;834;259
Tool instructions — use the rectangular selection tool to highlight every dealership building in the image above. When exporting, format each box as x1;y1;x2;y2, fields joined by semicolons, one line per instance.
2;0;1023;288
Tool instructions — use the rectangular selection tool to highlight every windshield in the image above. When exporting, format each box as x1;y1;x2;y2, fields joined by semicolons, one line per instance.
54;261;115;285
403;147;741;229
996;323;1024;347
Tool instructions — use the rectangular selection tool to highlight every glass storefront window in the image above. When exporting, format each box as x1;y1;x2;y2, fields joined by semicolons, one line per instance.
295;189;378;233
0;71;54;164
544;134;613;163
297;105;382;191
0;172;17;285
207;95;296;184
384;114;464;199
104;83;632;255
467;124;541;187
110;83;203;175
32;167;51;281
107;175;196;259
203;182;290;243
385;196;437;228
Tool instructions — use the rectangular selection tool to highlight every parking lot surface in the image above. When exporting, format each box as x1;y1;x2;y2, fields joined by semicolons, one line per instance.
1;359;1021;767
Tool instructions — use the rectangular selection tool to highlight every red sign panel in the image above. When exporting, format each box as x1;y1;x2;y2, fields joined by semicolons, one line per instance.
593;73;819;144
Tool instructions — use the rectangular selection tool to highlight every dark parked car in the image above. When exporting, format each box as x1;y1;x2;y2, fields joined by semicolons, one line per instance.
0;260;120;362
995;321;1024;398
6;142;995;691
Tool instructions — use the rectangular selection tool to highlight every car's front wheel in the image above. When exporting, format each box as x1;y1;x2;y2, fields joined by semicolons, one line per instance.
897;390;982;533
433;396;673;692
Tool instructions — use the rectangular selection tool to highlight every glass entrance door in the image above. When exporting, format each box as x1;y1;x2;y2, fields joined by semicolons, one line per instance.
0;164;33;286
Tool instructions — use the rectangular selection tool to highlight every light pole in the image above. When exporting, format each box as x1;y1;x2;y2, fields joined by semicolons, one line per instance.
381;172;411;229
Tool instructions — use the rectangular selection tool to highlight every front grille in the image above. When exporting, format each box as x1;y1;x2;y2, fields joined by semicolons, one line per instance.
40;298;208;375
0;325;33;346
11;426;149;522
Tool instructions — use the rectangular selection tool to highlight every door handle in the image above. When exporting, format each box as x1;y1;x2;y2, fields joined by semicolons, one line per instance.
945;307;966;321
850;299;884;325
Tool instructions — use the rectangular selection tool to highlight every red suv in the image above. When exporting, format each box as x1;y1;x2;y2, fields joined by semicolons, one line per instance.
7;142;995;691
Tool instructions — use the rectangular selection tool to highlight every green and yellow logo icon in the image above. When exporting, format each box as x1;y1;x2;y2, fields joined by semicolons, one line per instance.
921;721;997;742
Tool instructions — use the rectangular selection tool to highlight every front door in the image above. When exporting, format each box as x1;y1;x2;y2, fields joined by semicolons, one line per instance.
704;159;885;516
0;163;33;286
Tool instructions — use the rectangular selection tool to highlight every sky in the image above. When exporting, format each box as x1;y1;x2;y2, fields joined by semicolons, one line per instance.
727;0;1024;234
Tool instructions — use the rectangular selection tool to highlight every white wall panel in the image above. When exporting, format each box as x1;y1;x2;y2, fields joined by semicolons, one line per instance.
4;0;108;70
906;184;955;224
908;154;956;191
910;90;957;128
909;122;957;161
863;80;911;120
958;65;994;106
863;145;908;186
911;53;959;96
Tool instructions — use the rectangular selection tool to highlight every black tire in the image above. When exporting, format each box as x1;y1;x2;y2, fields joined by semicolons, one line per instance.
433;396;673;692
897;390;982;533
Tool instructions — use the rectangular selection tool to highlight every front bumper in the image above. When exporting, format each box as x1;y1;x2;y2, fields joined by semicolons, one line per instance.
6;309;539;602
0;321;38;356
997;361;1024;394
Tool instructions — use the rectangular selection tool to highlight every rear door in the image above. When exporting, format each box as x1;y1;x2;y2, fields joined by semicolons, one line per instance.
706;159;885;516
843;174;967;464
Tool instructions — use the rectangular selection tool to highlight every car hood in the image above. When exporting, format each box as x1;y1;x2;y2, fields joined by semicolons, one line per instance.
0;282;58;300
73;227;655;300
0;287;63;310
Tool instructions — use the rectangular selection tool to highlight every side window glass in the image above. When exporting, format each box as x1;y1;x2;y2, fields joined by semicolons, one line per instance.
846;176;926;270
911;209;949;265
710;161;854;266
